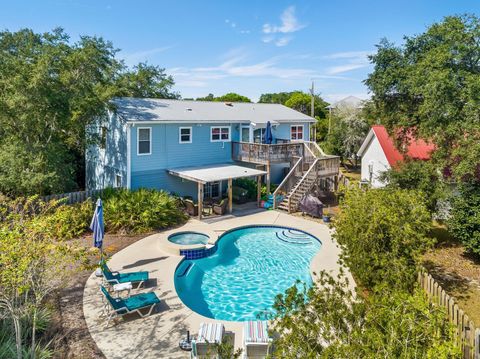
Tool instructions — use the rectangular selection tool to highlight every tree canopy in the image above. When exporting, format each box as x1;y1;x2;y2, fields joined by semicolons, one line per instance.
259;91;329;119
195;92;251;102
0;28;178;196
366;15;480;184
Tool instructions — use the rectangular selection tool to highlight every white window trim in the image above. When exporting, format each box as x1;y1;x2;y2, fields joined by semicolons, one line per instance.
290;125;304;141
115;174;122;188
210;126;231;142
137;127;152;155
179;126;192;144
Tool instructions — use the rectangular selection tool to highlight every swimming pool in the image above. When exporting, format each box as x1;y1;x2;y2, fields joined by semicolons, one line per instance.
174;226;321;321
168;232;209;245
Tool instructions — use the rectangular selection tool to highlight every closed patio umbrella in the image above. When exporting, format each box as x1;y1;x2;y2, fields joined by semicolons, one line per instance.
263;121;273;144
90;198;105;262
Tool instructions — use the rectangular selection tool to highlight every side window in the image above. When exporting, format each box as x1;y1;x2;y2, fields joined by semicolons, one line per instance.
179;127;192;143
138;128;151;155
100;126;107;149
291;125;303;141
211;127;230;142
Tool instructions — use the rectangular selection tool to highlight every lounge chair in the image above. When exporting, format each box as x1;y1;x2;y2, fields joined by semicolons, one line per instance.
191;322;225;358
213;198;228;215
100;286;160;327
185;199;199;216
243;321;271;358
101;262;149;288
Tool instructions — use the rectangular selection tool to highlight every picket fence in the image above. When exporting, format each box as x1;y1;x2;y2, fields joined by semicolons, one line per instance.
419;270;480;359
40;189;105;205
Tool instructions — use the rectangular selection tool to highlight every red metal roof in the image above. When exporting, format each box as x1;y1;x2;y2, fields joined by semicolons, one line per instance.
372;125;434;166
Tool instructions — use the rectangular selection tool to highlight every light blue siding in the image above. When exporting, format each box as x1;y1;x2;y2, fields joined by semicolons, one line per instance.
273;122;310;142
130;123;241;198
86;112;127;190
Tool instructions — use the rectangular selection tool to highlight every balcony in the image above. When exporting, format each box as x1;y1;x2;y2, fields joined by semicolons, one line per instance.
231;141;305;164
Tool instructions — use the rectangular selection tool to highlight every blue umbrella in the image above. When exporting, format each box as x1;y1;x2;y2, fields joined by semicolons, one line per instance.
263;121;273;144
90;198;104;250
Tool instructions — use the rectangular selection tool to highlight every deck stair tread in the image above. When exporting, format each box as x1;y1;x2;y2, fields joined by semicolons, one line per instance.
275;230;312;244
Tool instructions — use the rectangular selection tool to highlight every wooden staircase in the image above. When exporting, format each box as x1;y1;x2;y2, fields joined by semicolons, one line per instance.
272;142;340;213
276;159;319;213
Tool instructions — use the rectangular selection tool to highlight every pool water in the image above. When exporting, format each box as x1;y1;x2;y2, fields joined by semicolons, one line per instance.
174;226;321;321
168;232;209;245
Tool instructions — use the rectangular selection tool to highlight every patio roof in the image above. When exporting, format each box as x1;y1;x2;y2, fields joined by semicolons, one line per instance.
168;163;266;184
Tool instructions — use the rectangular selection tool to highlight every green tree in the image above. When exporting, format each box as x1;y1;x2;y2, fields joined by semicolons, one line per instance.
258;91;298;104
323;106;370;162
284;92;328;118
448;184;480;256
270;271;460;358
365;15;480;184
115;62;179;99
196;93;215;101
0;28;179;196
195;93;251;102
334;187;433;292
380;160;447;214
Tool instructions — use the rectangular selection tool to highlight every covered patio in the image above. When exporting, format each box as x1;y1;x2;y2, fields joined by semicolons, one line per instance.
168;163;267;219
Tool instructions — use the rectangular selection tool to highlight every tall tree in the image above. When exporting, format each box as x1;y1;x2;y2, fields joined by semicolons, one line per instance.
115;62;179;99
0;28;180;196
365;15;480;184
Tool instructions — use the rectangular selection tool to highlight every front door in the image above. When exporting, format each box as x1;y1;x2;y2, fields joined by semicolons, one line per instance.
241;126;250;142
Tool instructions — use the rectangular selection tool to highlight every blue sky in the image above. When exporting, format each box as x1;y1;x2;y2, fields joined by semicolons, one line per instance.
2;0;479;103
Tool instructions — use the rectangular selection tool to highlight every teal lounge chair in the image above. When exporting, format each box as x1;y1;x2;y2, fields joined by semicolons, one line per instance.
101;263;149;288
100;286;160;327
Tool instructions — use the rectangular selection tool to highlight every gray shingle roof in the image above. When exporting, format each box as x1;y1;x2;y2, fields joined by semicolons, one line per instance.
326;96;364;110
112;98;315;124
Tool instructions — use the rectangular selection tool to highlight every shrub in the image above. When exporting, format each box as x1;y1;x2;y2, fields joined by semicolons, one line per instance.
270;271;460;358
233;178;257;199
102;188;188;234
334;187;433;292
448;184;480;256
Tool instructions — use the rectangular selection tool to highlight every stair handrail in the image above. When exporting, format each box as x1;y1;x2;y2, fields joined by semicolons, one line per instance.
272;156;303;208
303;142;317;162
287;158;319;211
304;141;326;157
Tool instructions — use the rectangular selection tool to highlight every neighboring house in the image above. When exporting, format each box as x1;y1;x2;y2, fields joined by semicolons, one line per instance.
86;98;340;213
357;125;434;188
326;95;364;113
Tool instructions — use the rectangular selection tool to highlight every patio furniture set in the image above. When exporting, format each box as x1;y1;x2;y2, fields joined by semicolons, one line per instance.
98;263;272;358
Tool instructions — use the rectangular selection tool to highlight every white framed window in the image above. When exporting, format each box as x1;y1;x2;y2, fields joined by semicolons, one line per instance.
179;127;192;143
290;125;304;141
115;175;122;188
100;126;107;149
210;126;231;142
137;127;151;155
253;128;265;144
204;181;221;198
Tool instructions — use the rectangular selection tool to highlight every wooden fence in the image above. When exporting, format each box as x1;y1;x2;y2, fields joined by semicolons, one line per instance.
40;189;105;205
418;270;480;359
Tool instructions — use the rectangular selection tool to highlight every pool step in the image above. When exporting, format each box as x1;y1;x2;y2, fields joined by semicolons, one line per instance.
276;230;312;245
177;262;194;277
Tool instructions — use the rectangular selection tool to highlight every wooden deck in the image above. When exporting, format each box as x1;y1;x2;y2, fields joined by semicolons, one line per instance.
232;141;304;164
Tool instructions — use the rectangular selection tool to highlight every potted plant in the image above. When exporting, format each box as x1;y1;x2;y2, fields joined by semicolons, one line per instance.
322;205;331;223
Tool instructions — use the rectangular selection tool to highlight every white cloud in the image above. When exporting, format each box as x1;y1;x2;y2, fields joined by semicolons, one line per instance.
262;36;274;43
275;36;291;47
324;50;372;75
121;46;172;66
262;6;306;34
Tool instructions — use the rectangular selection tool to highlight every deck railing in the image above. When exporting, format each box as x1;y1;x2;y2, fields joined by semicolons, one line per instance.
232;141;304;164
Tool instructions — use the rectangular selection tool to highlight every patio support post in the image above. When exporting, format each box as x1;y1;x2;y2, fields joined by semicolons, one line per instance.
266;162;271;194
197;181;203;220
257;175;261;207
228;178;233;214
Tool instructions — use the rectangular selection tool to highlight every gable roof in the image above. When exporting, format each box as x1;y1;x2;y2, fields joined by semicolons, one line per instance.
326;96;364;110
112;98;316;124
357;125;434;166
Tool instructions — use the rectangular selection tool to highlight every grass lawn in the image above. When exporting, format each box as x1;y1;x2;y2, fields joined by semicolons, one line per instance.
423;222;480;325
339;165;361;182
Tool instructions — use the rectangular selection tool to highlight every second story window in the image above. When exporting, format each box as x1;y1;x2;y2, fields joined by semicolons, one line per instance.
137;127;151;155
100;126;107;149
291;125;303;141
179;127;192;143
211;126;230;142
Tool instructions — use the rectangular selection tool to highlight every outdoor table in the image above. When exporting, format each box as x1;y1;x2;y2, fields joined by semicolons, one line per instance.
113;282;132;298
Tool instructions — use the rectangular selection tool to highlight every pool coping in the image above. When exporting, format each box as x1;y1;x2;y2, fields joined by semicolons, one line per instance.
83;210;352;359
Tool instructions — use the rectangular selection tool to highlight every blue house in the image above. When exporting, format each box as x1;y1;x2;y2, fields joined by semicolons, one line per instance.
86;98;339;216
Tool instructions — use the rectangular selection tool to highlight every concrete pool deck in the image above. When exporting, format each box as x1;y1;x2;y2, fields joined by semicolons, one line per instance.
83;210;349;359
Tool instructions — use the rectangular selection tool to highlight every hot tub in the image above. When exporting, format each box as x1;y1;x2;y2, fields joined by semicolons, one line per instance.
168;232;209;245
